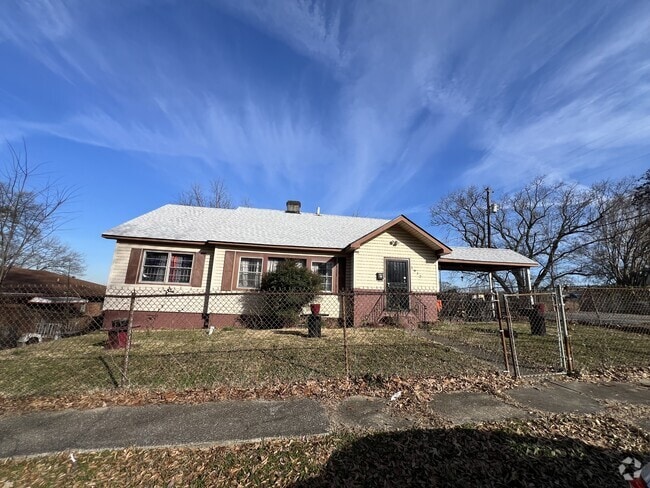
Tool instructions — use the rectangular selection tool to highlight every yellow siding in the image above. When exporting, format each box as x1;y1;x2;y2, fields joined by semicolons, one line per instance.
353;228;439;291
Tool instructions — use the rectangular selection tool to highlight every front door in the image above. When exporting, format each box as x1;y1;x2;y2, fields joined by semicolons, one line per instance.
386;259;409;311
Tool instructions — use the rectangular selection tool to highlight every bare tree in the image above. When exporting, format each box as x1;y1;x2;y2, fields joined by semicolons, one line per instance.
431;177;612;292
0;142;85;286
22;237;86;277
178;178;233;208
578;176;649;285
634;169;650;206
239;196;253;208
431;186;488;247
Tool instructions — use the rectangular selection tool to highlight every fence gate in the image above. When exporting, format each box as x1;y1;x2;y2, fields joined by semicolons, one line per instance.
500;286;573;378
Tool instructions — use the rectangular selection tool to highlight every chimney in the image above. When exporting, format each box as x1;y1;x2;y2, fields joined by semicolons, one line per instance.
286;200;301;214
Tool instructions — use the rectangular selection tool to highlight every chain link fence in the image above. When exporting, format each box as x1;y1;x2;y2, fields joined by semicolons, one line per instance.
563;286;650;372
501;291;569;377
431;285;650;377
0;284;648;398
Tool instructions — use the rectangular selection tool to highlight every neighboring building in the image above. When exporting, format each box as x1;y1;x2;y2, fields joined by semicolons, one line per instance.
102;201;537;328
0;268;106;348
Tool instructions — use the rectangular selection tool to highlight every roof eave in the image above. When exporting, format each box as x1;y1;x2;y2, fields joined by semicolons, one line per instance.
438;257;539;272
103;235;345;253
206;241;344;253
344;215;452;254
104;235;208;246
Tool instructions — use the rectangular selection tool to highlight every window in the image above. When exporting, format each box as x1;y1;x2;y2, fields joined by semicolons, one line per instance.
142;252;167;282
168;254;193;283
238;257;263;288
312;261;333;292
141;251;194;284
267;257;285;273
267;258;306;272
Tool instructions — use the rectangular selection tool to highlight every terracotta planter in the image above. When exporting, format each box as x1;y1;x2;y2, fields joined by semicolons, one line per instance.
310;303;321;315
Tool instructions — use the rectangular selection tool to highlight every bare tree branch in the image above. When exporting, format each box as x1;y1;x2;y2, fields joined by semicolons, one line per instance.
576;177;649;285
0;142;84;285
431;176;619;291
177;178;233;208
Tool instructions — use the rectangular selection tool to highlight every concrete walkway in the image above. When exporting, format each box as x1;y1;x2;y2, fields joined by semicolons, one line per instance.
1;381;648;459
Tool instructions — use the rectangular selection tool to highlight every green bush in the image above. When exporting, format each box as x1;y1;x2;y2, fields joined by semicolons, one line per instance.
260;260;323;327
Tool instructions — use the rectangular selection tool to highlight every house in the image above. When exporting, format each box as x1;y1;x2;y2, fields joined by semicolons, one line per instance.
101;201;537;329
0;268;106;347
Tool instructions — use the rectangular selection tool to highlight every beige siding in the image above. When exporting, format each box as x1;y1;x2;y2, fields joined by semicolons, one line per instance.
206;292;340;318
353;228;439;291
211;247;227;292
107;241;209;289
212;247;341;291
210;247;342;317
106;244;342;318
105;241;210;313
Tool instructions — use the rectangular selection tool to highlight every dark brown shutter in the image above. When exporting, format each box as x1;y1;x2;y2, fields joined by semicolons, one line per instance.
125;248;143;284
191;252;206;287
221;251;235;291
337;256;346;292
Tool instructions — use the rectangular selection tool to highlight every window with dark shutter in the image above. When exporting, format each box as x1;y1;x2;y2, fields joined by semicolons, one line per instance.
137;250;194;284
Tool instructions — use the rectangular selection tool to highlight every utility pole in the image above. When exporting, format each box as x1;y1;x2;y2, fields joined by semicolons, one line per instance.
486;187;498;247
485;187;498;317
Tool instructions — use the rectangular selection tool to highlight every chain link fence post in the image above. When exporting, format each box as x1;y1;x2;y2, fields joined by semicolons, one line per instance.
120;290;136;388
555;285;574;374
341;291;350;379
501;294;521;379
495;293;510;374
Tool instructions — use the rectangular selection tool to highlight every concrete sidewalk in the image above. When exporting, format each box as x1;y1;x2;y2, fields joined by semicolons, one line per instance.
430;380;649;425
1;380;648;459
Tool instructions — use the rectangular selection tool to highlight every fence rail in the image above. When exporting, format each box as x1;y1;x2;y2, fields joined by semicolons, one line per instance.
0;284;648;398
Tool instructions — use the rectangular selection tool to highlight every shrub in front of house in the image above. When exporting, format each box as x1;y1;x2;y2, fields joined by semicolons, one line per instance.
259;260;323;328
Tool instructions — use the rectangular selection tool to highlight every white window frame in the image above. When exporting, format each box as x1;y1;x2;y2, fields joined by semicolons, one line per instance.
311;261;333;292
238;257;263;289
141;251;194;284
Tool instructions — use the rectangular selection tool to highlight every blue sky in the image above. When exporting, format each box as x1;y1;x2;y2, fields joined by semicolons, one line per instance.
1;0;649;284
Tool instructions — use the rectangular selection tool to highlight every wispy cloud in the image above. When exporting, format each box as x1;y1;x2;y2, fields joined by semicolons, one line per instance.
460;2;650;186
215;0;346;71
2;0;650;215
0;0;74;43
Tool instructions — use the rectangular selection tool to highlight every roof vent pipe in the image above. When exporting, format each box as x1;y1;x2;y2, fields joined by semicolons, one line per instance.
286;200;301;214
316;206;321;216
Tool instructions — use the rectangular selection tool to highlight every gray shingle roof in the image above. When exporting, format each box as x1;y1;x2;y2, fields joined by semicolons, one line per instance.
440;247;538;266
103;205;390;249
103;205;540;268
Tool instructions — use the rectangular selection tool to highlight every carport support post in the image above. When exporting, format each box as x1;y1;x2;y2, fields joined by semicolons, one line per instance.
524;269;534;306
120;291;136;388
